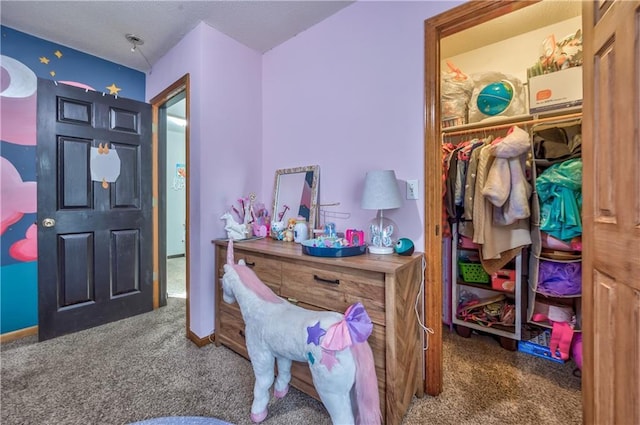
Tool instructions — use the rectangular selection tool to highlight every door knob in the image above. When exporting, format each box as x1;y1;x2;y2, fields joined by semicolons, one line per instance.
42;218;56;228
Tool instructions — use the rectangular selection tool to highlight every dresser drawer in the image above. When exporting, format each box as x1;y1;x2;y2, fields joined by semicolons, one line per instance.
280;262;385;326
218;247;283;293
217;302;248;358
295;300;387;380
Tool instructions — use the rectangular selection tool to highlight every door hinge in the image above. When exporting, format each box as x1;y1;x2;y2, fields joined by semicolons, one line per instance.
152;123;157;133
152;197;157;208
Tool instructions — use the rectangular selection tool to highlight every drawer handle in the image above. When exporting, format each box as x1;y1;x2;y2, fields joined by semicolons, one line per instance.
244;260;256;267
239;330;245;339
313;274;340;285
287;297;299;305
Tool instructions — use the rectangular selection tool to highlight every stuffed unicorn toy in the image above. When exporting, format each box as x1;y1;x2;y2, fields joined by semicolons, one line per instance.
221;239;381;425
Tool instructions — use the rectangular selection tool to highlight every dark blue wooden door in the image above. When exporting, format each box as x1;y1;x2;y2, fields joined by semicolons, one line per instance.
36;79;153;340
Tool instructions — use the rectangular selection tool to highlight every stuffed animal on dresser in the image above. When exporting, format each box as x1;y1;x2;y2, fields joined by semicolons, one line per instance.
282;218;296;242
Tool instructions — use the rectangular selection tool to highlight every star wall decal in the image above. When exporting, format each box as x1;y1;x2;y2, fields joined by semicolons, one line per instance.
49;71;55;77
106;83;122;95
39;56;50;64
54;50;63;59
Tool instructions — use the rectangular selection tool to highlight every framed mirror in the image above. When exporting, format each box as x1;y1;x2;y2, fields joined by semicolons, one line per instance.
272;165;319;227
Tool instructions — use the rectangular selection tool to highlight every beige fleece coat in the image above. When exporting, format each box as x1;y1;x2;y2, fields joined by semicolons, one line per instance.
473;126;532;260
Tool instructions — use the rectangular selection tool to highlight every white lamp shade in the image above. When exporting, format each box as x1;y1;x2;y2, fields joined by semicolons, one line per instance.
360;170;403;210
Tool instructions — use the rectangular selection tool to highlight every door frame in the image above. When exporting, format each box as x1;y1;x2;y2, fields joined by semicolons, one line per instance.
422;0;539;396
150;74;190;336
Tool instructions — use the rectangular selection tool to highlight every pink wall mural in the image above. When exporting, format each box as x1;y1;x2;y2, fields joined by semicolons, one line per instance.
1;26;145;333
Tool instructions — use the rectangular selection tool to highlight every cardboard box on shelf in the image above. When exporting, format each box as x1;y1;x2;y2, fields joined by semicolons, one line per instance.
528;66;583;113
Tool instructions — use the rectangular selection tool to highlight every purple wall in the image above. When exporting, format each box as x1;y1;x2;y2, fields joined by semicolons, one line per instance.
147;23;262;338
263;1;458;250
149;1;462;338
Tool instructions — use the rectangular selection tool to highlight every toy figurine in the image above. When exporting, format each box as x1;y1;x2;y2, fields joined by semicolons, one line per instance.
282;218;296;242
270;221;285;240
221;211;248;240
395;238;415;256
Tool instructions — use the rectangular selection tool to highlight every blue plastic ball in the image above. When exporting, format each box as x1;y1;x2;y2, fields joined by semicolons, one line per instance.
476;81;514;116
395;238;414;256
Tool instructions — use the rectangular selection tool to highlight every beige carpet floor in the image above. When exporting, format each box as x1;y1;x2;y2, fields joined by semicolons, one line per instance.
1;298;582;425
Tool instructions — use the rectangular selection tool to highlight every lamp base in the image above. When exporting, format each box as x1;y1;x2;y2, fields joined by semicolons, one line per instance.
367;245;395;255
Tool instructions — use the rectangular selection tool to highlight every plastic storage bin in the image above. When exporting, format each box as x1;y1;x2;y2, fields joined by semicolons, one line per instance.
458;261;490;284
491;269;516;292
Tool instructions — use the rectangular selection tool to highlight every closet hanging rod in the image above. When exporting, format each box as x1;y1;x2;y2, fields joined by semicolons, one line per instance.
441;112;582;138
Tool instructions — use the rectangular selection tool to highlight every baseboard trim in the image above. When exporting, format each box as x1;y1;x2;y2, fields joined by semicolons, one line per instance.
1;326;38;343
187;329;215;347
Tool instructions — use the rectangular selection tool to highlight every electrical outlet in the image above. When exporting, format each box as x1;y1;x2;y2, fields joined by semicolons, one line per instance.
406;179;419;200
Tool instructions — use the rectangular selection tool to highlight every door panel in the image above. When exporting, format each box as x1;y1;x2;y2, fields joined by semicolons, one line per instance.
582;1;640;423
37;79;152;341
60;137;92;208
58;233;94;307
111;142;141;208
111;229;141;296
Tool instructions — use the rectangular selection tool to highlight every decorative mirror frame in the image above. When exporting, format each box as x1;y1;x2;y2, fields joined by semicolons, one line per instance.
272;165;319;228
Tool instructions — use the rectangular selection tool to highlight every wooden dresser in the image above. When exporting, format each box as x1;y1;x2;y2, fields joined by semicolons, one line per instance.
213;238;425;425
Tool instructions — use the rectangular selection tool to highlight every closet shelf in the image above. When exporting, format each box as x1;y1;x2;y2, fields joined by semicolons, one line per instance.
453;319;518;339
529;318;583;333
457;280;518;295
451;224;525;341
441;107;582;137
534;292;582;299
526;117;583;339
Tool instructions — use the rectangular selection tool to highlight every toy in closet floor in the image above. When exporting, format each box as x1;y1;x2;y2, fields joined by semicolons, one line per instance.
221;239;381;425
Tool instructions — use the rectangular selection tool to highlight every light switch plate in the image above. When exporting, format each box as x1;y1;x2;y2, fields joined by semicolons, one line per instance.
407;179;419;200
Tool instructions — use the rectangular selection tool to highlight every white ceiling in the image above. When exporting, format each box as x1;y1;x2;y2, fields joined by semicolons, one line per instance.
0;1;355;72
1;0;582;123
1;1;583;73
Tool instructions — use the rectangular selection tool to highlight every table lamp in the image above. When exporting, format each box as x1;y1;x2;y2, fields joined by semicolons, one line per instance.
360;170;403;254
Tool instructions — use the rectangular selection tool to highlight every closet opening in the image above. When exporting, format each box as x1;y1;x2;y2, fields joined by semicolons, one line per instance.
423;0;582;396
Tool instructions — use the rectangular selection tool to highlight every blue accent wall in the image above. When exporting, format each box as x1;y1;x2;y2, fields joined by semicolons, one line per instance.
1;26;145;100
1;262;38;333
0;26;146;334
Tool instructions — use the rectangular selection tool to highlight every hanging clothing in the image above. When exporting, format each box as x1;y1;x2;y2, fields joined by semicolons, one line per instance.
463;140;487;221
441;143;456;238
536;158;583;241
459;137;489;239
473;126;531;262
481;125;532;226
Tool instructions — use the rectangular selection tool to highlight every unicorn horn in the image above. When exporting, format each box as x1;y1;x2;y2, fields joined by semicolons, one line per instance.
227;239;234;265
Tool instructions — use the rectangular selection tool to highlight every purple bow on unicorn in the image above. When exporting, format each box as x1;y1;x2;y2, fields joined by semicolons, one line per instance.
321;302;373;351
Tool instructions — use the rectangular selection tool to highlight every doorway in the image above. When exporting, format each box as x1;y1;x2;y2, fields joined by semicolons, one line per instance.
165;97;187;299
150;75;190;335
423;1;536;396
